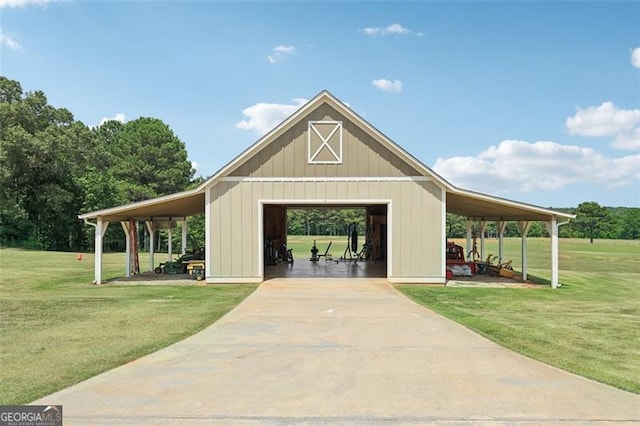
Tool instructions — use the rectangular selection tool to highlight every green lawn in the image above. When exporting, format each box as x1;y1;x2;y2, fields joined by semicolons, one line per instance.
1;238;638;402
398;238;640;394
286;235;359;259
0;248;256;404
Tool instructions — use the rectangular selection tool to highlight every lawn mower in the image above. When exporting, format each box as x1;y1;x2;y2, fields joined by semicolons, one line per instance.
154;235;204;275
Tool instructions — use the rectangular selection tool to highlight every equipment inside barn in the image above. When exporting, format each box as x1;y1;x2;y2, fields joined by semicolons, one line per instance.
281;244;294;264
263;205;287;266
186;260;206;280
265;237;279;266
446;241;476;277
445;224;515;280
340;223;359;261
483;254;515;278
154;235;204;274
310;240;332;262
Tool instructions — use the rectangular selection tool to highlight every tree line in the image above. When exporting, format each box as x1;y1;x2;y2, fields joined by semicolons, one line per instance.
445;202;640;241
1;77;638;252
0;76;194;251
287;204;640;242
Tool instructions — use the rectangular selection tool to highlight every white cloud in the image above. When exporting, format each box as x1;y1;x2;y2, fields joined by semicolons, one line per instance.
0;30;22;50
267;45;295;63
0;0;52;7
566;102;640;151
632;47;640;69
566;102;640;137
191;161;199;173
236;98;307;134
613;128;640;150
433;140;640;195
99;113;126;126
372;79;402;93
360;23;421;37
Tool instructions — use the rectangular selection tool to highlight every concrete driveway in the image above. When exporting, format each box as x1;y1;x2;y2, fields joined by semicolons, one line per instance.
35;279;640;425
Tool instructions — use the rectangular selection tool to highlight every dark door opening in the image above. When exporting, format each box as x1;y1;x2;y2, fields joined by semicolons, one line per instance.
263;204;388;279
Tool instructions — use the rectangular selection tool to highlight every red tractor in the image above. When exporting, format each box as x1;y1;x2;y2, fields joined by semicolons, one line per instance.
445;241;476;278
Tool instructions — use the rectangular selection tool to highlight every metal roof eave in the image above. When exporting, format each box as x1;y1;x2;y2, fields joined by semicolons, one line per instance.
446;187;576;221
78;188;204;222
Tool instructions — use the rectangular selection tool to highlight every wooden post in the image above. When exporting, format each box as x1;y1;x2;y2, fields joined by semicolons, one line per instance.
466;220;473;259
121;221;131;277
129;220;139;274
181;219;188;255
479;220;487;261
146;221;155;272
497;221;507;262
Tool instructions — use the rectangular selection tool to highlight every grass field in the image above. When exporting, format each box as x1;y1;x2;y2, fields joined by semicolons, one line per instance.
396;237;640;394
1;237;638;402
286;235;355;259
0;249;256;404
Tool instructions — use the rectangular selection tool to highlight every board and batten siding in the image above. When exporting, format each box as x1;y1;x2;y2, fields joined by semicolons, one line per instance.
207;179;444;283
229;104;420;179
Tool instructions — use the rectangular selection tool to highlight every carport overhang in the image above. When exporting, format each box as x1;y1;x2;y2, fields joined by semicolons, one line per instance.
445;187;575;289
446;188;573;222
79;189;205;284
79;189;205;223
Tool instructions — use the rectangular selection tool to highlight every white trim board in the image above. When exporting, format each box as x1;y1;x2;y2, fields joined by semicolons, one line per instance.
258;199;393;205
389;277;446;284
221;176;432;183
206;277;263;284
308;120;343;164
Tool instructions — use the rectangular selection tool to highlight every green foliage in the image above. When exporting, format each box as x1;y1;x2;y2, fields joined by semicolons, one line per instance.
0;78;91;250
446;214;550;239
561;201;626;242
287;208;366;235
0;77;197;251
446;213;466;237
109;117;194;201
616;208;640;240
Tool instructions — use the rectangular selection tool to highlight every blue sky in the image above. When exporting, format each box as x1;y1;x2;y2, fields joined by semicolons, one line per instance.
2;0;639;208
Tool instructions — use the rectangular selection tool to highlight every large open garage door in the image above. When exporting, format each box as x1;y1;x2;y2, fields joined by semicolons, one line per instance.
262;203;388;279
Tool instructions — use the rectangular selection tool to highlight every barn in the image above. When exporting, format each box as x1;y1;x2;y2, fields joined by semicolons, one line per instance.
79;91;574;287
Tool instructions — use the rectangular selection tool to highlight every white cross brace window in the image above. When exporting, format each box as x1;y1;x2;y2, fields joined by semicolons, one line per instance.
307;121;343;164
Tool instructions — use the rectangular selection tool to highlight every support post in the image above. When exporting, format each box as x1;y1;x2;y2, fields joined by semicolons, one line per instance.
146;221;155;272
546;219;560;289
441;188;447;280
205;188;211;281
479;220;487;261
94;219;109;285
497;221;507;262
181;219;187;255
121;221;131;277
167;227;173;260
466;220;473;257
518;221;531;282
